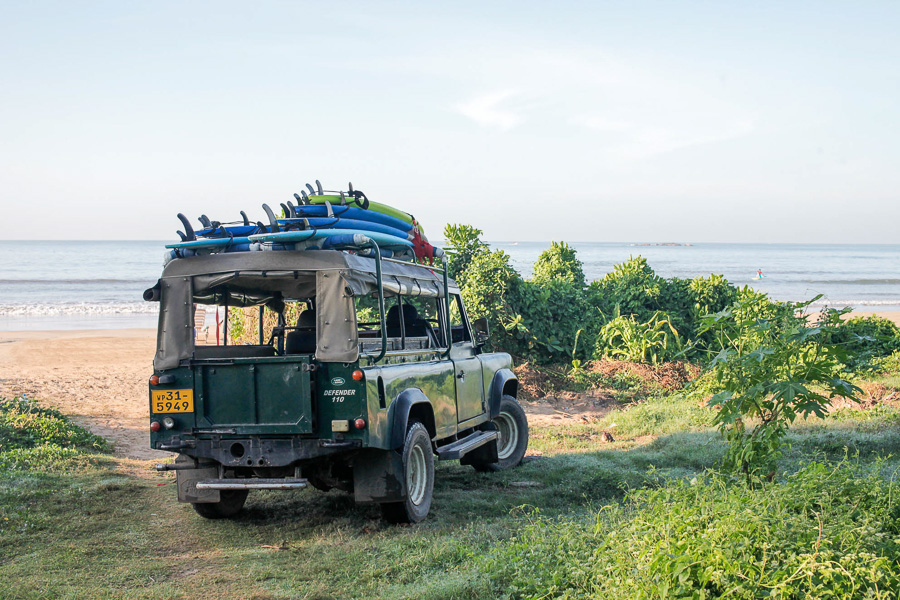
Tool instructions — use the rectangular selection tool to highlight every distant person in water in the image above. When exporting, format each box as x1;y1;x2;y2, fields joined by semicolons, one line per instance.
757;269;764;279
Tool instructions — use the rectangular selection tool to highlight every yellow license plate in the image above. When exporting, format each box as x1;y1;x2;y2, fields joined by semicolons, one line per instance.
151;389;194;413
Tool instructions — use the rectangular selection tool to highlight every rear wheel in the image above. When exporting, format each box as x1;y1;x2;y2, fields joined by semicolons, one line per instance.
191;490;249;519
381;421;434;524
472;395;529;472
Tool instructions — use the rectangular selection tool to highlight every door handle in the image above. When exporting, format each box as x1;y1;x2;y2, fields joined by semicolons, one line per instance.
456;370;466;381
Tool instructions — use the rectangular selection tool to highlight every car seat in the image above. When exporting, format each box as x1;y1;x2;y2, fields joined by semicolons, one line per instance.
285;310;316;354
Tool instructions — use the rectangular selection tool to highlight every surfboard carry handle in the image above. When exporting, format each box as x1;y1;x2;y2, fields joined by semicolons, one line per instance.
177;213;196;241
351;189;370;210
261;204;281;233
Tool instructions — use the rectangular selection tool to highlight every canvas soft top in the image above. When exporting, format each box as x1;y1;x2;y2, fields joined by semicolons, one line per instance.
147;250;457;370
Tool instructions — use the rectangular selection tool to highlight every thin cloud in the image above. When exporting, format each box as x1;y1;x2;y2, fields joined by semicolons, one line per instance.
455;90;524;130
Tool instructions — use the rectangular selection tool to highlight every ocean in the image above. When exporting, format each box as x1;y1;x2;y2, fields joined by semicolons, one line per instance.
1;240;898;331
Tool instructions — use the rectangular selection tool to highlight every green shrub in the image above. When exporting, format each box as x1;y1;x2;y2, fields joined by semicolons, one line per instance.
699;297;860;479
485;459;900;599
595;311;683;365
532;241;585;287
826;314;900;370
443;224;490;287
589;256;663;324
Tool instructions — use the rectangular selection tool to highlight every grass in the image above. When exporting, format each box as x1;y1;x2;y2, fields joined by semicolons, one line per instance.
4;373;900;599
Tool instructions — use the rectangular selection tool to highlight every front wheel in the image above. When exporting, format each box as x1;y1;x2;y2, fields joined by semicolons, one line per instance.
473;395;529;472
381;421;435;524
192;490;249;519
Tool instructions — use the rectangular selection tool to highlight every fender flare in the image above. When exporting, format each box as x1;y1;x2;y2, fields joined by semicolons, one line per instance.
388;388;435;450
488;369;518;419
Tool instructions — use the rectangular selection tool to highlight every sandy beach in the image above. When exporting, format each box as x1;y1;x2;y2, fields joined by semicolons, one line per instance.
0;328;166;459
2;310;899;460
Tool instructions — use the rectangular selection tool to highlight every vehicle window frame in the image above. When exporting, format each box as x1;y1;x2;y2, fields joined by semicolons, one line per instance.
448;294;473;346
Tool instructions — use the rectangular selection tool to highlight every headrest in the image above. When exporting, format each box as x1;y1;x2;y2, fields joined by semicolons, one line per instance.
297;309;316;327
386;304;419;325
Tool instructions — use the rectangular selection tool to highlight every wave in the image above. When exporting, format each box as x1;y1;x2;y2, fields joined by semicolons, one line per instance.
0;279;153;285
806;299;900;307
0;302;158;317
802;279;900;285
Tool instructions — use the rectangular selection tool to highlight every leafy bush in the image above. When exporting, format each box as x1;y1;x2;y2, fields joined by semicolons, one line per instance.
485;459;900;599
698;297;860;479
595;311;682;365
589;255;663;323
459;248;528;355
825;314;900;370
531;241;585;287
443;224;490;287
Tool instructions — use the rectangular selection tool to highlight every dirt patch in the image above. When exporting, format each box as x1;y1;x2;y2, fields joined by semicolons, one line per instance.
515;359;700;426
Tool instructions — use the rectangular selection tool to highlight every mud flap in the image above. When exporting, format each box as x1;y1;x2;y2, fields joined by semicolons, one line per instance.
175;454;220;504
353;449;406;504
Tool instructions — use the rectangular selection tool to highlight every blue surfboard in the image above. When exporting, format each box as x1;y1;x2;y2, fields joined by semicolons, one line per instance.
249;228;413;249
166;236;253;249
290;204;413;232
276;217;412;240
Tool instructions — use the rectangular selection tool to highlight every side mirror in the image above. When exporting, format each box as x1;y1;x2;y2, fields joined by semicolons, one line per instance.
472;317;490;346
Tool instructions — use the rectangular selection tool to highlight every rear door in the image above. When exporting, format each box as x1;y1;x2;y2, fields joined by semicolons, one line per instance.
193;356;313;434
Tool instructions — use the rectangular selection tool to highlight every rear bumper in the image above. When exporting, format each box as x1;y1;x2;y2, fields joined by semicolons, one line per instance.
157;436;362;468
196;478;309;490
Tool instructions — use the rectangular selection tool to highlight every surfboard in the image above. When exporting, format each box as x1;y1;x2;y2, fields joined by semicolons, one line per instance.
166;236;253;249
249;228;413;249
305;195;423;233
195;224;262;238
288;204;413;232
276;217;412;240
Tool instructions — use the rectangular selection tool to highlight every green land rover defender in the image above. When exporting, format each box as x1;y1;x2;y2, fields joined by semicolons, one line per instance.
145;249;528;523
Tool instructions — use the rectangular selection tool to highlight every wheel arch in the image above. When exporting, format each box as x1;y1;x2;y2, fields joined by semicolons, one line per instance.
488;368;518;419
388;388;436;450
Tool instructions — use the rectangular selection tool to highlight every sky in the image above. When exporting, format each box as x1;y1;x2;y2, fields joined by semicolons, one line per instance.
1;1;899;243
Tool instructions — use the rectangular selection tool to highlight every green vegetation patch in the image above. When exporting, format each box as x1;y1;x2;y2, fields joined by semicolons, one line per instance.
0;396;110;471
485;459;900;599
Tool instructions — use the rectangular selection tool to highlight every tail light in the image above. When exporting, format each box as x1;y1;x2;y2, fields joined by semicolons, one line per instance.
150;421;161;432
149;375;160;386
162;417;176;430
352;370;364;381
354;418;366;430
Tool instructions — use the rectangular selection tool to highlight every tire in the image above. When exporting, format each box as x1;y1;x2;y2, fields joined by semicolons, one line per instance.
381;421;435;524
472;395;529;472
192;490;249;519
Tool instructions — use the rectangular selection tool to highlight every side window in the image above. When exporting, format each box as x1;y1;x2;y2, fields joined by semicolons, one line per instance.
355;294;447;350
449;295;471;344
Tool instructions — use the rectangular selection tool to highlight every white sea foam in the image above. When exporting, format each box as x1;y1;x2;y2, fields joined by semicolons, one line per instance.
0;302;158;317
807;299;900;307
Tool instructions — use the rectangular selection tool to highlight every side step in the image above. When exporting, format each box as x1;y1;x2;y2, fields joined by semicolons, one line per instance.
436;430;499;461
196;478;309;490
